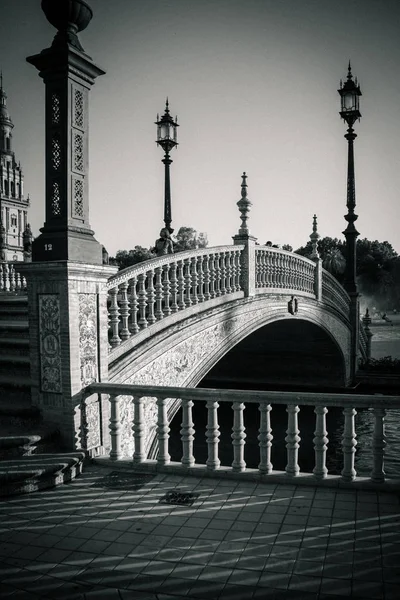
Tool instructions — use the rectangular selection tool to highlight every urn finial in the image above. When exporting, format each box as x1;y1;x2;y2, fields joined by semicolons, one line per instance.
41;0;93;52
310;214;320;261
237;172;252;236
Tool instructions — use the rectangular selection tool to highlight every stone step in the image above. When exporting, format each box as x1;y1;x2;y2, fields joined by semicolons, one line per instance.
0;452;85;497
0;321;29;339
0;337;29;357
0;361;30;380
0;296;28;320
0;353;30;365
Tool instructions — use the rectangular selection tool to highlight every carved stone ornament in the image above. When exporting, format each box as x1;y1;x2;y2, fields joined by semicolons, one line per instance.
39;294;62;393
79;293;98;387
288;295;299;315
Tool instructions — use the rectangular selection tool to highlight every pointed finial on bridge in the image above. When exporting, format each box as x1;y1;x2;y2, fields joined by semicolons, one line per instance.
237;172;252;235
309;214;320;261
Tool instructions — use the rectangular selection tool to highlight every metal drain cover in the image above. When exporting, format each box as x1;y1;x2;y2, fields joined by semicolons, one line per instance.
91;471;154;490
160;490;199;506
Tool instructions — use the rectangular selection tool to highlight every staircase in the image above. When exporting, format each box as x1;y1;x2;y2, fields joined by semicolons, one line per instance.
0;294;85;496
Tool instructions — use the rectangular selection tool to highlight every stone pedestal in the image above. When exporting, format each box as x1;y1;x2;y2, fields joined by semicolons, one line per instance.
18;261;117;450
233;234;257;297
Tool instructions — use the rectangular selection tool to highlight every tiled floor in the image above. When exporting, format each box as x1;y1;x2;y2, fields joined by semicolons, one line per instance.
0;463;399;599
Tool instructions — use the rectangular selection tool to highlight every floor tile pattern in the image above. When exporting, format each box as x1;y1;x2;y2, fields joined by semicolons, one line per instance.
0;464;399;599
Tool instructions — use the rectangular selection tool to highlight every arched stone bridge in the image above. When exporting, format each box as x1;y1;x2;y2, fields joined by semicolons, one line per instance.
106;243;368;390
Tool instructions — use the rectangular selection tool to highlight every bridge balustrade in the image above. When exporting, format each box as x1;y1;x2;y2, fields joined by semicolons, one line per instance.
321;269;351;320
80;383;400;489
255;246;316;294
106;246;244;348
0;262;27;294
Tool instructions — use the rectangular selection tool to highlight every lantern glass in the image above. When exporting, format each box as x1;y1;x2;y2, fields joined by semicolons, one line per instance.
343;91;356;111
160;122;170;139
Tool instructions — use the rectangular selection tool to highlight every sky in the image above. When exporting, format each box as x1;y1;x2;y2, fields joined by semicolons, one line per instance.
1;0;400;255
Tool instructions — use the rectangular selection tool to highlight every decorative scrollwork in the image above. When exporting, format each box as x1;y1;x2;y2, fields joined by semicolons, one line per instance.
51;93;60;125
74;88;84;129
73;179;84;218
51;133;61;170
73;133;84;172
51;181;61;216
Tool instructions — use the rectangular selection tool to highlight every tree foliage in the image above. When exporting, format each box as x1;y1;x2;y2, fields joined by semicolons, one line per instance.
174;227;208;252
111;246;154;270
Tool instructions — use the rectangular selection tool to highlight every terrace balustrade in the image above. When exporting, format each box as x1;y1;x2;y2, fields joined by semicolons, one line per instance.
80;383;400;489
0;262;27;293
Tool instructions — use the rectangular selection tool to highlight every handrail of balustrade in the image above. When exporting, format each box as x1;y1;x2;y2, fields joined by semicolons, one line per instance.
321;269;351;318
82;382;400;409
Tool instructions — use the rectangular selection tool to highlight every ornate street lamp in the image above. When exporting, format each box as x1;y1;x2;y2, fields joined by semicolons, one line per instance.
155;99;179;234
338;61;362;295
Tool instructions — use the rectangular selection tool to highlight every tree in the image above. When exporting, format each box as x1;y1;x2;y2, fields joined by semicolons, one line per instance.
282;244;293;252
112;246;154;270
174;227;208;252
322;247;346;278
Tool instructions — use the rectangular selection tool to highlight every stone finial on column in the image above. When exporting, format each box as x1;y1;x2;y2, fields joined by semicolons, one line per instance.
237;172;252;236
310;214;320;261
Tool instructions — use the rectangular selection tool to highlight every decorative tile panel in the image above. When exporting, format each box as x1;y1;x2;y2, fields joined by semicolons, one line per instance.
39;294;62;393
79;294;98;387
73;178;84;218
51;180;61;216
82;397;101;450
73;132;84;173
51;133;61;170
51;93;60;125
73;88;84;129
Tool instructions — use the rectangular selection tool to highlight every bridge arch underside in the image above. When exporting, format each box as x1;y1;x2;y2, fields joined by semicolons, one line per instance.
109;294;351;459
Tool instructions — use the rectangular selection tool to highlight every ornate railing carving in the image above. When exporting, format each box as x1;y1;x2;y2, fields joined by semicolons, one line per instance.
255;246;316;295
80;383;400;488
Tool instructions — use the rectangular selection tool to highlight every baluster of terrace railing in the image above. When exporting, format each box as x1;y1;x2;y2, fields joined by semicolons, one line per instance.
190;256;199;305
10;264;16;292
203;255;211;300
197;255;205;302
262;251;267;287
128;277;139;334
181;398;195;467
109;287;121;347
162;264;172;316
177;260;185;310
282;254;290;289
220;253;226;295
184;258;192;307
209;253;216;298
119;281;130;341
255;252;260;288
313;406;328;479
137;273;148;329
109;394;122;460
154;267;164;320
133;396;146;463
206;399;220;470
226;252;233;294
3;263;10;292
169;263;179;313
371;408;386;483
235;250;241;291
0;264;3;292
285;405;300;476
146;270;156;324
156;397;171;465
341;407;357;482
231;402;246;472
214;253;221;297
258;403;273;474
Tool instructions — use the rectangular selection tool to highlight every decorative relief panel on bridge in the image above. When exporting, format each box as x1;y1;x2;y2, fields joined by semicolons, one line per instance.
39;294;62;393
78;293;98;388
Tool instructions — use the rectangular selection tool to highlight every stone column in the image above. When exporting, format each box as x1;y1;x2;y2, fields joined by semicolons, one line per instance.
17;2;118;449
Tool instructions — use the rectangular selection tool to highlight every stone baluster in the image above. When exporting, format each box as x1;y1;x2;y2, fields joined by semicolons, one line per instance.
137;273;148;329
162;264;172;316
220;252;227;295
10;264;16;292
255;251;260;287
282;254;289;289
129;277;139;334
341;407;357;482
206;399;220;470
225;252;233;294
181;398;195;468
119;281;130;341
278;253;284;287
197;255;205;302
177;260;185;310
260;251;266;287
234;250;241;291
0;264;4;292
285;405;300;476
3;263;10;292
214;253;221;297
258;403;273;474
231;402;246;472
203;255;211;300
109;286;121;347
209;253;216;298
109;394;122;460
190;256;199;305
184;258;192;307
133;396;146;463
264;251;270;287
146;270;156;324
154;267;164;320
371;408;386;483
169;263;179;313
156;397;171;465
313;406;328;479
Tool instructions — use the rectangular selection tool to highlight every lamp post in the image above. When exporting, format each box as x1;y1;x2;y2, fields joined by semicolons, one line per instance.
155;99;178;234
338;61;362;383
338;61;362;295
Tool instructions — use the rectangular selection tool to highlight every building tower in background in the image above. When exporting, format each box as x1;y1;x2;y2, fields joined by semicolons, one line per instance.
0;74;30;261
